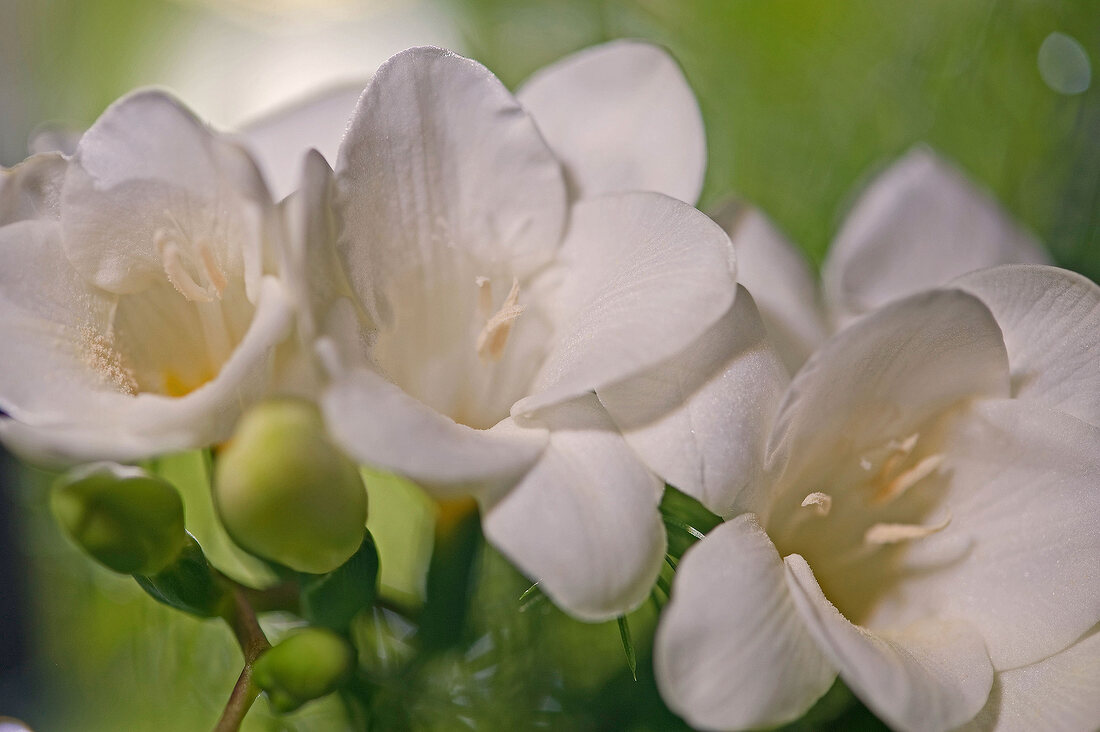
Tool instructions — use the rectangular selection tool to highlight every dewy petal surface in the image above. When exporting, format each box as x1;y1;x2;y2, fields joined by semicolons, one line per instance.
765;289;1010;497
959;624;1100;732
822;147;1048;325
599;286;788;518
517;192;736;416
336;46;567;328
655;516;836;731
715;202;828;374
785;555;993;732
870;399;1100;671
480;395;666;621
517;39;706;203
320;358;548;499
237;81;366;201
954;265;1100;428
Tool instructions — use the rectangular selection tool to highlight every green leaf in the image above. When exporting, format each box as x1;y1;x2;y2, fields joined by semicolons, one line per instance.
133;534;226;618
659;485;722;559
616;616;637;681
299;533;380;632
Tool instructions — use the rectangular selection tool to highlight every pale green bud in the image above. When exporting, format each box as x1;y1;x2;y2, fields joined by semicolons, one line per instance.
51;463;187;575
214;399;367;574
253;628;354;713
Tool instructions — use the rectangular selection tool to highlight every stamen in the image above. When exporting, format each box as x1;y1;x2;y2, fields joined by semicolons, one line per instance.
873;453;945;505
800;492;833;517
877;432;920;481
198;240;227;297
864;515;951;545
157;231;213;303
476;276;492;319
476;278;525;363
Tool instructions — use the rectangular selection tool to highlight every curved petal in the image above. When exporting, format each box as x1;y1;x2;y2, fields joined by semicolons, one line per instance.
516;192;736;416
655;515;836;730
319;356;548;499
822;147;1049;326
27;125;82;156
785;554;993;732
480;395;665;621
599;286;788;518
954;265;1100;428
959;625;1100;732
871;399;1100;671
62;90;272;298
0;220;125;423
236;81;366;201
1;152;67;224
335;46;567;327
715;201;828;373
275;150;371;395
766;289;1010;498
1;276;295;464
517;39;705;203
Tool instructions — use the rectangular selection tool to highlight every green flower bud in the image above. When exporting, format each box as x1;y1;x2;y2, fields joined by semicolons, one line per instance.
214;399;367;574
51;463;187;575
253;628;354;713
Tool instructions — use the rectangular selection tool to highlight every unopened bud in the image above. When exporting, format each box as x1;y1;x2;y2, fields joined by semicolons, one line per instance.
51;463;187;575
253;628;354;712
214;399;367;574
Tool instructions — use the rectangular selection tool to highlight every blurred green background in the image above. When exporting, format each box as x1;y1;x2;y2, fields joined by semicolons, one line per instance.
1;0;1097;729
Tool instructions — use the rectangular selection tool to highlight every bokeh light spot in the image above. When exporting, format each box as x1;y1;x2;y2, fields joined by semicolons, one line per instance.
1038;31;1092;95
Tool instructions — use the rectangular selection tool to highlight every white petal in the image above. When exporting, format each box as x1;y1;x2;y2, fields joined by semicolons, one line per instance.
599;286;788;518
954;265;1100;428
822;147;1049;326
959;625;1100;732
655;515;836;730
336;46;567;327
480;395;665;621
62;90;272;298
236;81;366;201
1;152;67;223
0;220;124;422
1;276;294;464
320;361;548;499
715;202;828;373
516;192;736;416
275;150;371;396
785;554;993;732
27;125;81;156
766;289;1010;497
872;399;1100;671
517;40;706;203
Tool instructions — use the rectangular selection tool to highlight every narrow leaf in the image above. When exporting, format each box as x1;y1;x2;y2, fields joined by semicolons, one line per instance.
299;532;380;632
617;615;637;681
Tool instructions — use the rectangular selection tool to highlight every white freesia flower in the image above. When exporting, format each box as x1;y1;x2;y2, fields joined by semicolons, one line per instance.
655;265;1100;731
0;91;294;463
722;147;1050;373
273;44;753;621
234;39;707;205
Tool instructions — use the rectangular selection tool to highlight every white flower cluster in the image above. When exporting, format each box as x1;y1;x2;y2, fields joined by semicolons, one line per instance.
2;42;1098;731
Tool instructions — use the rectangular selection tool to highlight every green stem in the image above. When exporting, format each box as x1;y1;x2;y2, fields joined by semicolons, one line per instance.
213;586;271;732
